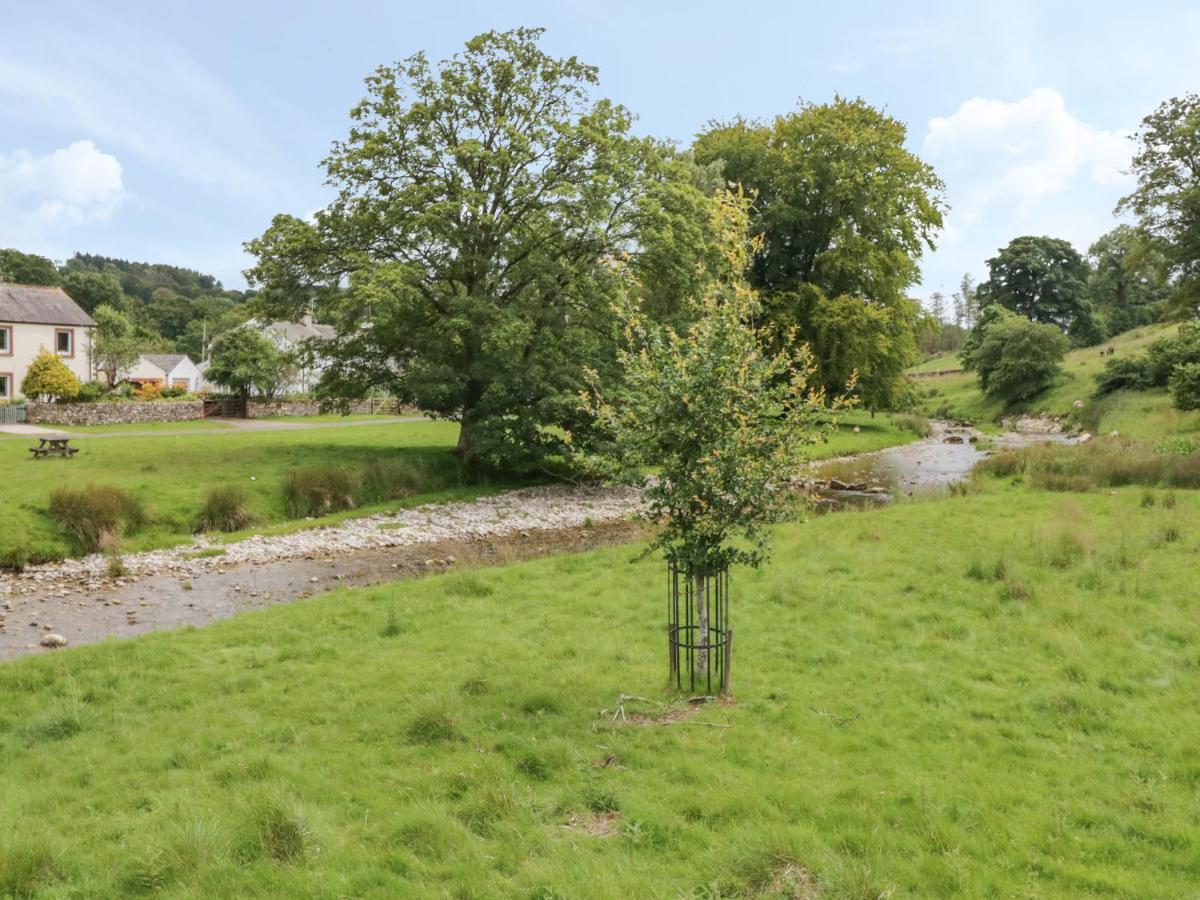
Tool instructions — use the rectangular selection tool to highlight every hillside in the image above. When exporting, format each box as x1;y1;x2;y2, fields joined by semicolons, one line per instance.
909;324;1200;437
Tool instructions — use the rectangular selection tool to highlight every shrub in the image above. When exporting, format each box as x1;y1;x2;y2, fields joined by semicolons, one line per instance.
196;486;255;533
21;350;81;401
360;458;426;503
1168;362;1200;411
281;467;359;517
1153;437;1197;455
75;380;111;403
1146;322;1200;385
1093;356;1155;398
975;450;1023;478
47;485;147;553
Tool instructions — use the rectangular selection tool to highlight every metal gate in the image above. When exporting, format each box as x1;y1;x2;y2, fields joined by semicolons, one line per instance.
0;404;28;425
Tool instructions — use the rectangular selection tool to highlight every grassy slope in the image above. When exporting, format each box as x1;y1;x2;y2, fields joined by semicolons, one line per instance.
911;325;1193;431
1;415;916;564
0;486;1196;897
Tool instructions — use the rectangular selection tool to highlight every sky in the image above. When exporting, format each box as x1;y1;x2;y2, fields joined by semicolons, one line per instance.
3;0;1200;306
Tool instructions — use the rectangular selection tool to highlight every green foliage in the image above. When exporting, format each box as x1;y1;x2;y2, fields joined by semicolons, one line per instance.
1086;225;1170;335
976;235;1097;340
75;381;112;402
62;270;126;314
206;328;294;399
1117;94;1200;318
1168;361;1200;410
20;349;81;401
1146;321;1200;384
0;248;59;285
64;253;224;302
582;191;839;576
360;458;428;503
47;484;148;553
247;28;702;473
694;98;943;409
196;486;255;533
90;304;148;387
281;467;359;517
960;308;1069;404
976;437;1200;490
1093;356;1155;398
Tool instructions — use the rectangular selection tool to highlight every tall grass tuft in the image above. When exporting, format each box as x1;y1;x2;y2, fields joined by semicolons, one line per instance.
196;485;255;533
361;457;427;503
893;413;932;438
281;467;359;517
975;437;1200;492
233;791;312;864
0;837;61;899
47;485;147;554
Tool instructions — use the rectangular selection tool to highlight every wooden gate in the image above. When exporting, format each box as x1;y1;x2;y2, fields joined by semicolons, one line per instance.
202;399;246;418
0;404;28;425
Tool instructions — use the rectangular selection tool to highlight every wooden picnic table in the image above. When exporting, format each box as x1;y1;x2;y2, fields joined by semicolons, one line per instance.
29;436;79;459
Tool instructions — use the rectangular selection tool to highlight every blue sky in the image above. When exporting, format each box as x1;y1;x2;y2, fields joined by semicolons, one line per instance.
2;0;1199;305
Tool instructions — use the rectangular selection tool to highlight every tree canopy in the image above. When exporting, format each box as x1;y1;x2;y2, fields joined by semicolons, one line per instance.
1086;226;1170;335
960;307;1069;403
0;249;60;286
1117;94;1200;319
976;236;1098;342
692;97;945;408
248;27;709;471
206;328;295;400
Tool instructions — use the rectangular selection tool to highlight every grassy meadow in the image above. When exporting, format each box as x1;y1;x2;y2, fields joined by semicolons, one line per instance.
1;484;1198;897
911;323;1198;435
0;413;920;566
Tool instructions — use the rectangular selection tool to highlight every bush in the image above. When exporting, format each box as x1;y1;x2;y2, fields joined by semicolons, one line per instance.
360;458;426;503
281;467;359;517
961;309;1069;405
21;350;81;401
1146;322;1200;385
47;485;147;553
1168;362;1200;410
76;381;112;403
196;486;255;533
1093;356;1155;398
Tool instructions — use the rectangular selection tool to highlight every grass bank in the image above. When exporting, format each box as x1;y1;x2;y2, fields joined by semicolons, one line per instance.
0;414;917;566
1;485;1197;897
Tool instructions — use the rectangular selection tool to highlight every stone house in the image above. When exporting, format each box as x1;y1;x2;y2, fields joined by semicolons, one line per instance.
0;283;95;401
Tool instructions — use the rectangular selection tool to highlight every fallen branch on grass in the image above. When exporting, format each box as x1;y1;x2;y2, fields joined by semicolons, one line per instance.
808;705;861;726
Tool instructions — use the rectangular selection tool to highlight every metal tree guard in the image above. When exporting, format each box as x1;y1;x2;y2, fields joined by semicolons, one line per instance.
667;563;734;694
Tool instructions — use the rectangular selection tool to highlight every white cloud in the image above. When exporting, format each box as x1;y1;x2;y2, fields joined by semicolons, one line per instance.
0;140;126;227
924;88;1131;227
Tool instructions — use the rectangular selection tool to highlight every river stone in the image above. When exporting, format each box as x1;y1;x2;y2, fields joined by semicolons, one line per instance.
40;633;68;648
943;435;965;444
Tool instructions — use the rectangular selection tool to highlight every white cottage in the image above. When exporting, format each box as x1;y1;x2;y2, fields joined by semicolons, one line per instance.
124;354;204;393
0;283;95;401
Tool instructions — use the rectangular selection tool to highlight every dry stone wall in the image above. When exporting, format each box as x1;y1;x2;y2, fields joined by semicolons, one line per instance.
26;401;204;426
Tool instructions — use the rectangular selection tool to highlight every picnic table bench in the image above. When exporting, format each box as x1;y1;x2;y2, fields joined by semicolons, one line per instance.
29;436;79;459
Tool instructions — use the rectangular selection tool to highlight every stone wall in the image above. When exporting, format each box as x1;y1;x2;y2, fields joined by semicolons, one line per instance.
245;398;412;418
26;400;204;426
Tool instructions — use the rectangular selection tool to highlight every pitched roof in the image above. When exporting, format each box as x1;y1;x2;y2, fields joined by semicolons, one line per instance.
0;283;96;327
261;320;336;343
142;354;191;374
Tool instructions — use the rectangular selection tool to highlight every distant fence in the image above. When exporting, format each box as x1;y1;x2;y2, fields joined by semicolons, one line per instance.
908;368;963;379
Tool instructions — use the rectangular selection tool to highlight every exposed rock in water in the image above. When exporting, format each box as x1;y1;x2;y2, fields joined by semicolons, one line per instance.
943;435;965;444
40;633;67;648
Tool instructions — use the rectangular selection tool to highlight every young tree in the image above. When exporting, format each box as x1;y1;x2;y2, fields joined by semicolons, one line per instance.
692;98;944;408
928;291;947;323
959;273;979;328
89;305;146;387
581;191;842;674
960;308;1069;404
1117;94;1200;319
247;28;709;472
206;329;293;399
21;349;81;401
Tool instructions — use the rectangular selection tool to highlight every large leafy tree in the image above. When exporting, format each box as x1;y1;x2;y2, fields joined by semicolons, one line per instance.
581;191;838;672
248;28;708;471
0;249;60;285
976;236;1098;342
1117;94;1200;319
692;98;945;408
1086;226;1170;335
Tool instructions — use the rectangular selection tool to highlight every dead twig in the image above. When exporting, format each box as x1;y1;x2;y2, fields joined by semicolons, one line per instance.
809;705;861;727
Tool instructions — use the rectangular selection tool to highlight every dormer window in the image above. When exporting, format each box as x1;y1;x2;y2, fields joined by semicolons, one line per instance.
55;328;74;358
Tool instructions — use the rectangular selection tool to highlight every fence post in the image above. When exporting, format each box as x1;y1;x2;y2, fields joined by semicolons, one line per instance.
721;628;734;694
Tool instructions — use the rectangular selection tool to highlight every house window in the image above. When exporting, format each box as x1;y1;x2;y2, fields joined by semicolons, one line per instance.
0;373;10;400
55;328;74;358
0;326;11;355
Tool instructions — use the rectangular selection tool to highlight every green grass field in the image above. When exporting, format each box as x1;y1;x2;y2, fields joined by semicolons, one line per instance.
1;483;1197;897
1;415;916;565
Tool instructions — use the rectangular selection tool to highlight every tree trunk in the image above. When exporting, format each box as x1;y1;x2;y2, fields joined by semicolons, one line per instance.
694;571;708;675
